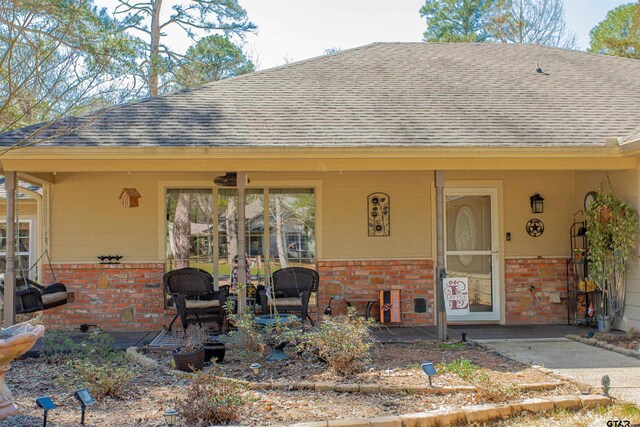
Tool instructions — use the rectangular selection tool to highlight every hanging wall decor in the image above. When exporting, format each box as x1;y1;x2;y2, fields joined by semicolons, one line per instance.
526;218;544;237
368;192;390;236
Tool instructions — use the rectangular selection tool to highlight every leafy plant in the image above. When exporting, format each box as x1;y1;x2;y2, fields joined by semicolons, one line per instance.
70;359;135;399
438;358;479;381
223;299;267;355
440;342;467;350
175;366;248;426
437;358;517;402
40;330;82;363
297;308;377;375
586;183;639;321
60;330;135;399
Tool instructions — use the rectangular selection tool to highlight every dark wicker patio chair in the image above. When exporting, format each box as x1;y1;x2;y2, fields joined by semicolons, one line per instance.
163;268;228;331
260;267;319;325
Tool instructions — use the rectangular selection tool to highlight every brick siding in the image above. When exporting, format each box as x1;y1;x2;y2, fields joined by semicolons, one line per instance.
317;260;434;325
505;258;568;324
42;263;172;331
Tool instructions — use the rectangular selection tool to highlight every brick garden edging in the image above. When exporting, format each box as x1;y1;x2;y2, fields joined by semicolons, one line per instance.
567;334;640;361
287;395;611;427
126;347;565;395
126;347;609;426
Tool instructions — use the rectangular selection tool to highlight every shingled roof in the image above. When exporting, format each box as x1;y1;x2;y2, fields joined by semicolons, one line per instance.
2;42;640;148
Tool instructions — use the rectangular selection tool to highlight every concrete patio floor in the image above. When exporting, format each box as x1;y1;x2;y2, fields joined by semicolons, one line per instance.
479;338;640;405
24;323;592;356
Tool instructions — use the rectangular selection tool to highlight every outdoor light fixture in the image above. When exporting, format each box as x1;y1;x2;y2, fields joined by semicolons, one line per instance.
324;296;334;316
421;362;438;387
530;193;544;214
250;363;261;375
36;396;57;427
74;388;95;426
163;409;178;427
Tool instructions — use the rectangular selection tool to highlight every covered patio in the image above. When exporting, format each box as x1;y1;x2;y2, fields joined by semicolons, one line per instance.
1;43;640;334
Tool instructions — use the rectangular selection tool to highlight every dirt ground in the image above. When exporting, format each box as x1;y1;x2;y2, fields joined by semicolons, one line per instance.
594;331;640;351
2;342;578;426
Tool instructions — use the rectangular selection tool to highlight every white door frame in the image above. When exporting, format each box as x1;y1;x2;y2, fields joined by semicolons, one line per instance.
443;187;501;322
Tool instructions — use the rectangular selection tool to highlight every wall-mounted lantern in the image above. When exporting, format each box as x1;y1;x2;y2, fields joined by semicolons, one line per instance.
530;193;544;214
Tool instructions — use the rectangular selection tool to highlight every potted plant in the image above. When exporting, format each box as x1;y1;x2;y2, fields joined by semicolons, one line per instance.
586;184;638;331
204;338;226;363
172;325;207;372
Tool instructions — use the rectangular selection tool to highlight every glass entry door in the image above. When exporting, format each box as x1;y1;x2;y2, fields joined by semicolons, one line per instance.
444;188;500;321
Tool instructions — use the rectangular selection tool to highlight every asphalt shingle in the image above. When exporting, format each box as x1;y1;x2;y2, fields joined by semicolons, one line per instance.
1;42;639;148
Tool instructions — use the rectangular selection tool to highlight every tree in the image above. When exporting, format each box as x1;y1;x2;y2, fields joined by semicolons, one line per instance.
114;0;255;96
420;0;498;42
173;35;254;89
0;0;137;150
420;0;575;47
490;0;576;48
589;2;640;59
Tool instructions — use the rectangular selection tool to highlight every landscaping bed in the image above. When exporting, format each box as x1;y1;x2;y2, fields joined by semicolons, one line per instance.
1;340;580;426
592;330;640;352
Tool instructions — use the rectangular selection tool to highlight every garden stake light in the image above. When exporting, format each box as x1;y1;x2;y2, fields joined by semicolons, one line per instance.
35;396;56;427
163;409;178;426
250;363;261;375
421;362;437;387
74;388;95;426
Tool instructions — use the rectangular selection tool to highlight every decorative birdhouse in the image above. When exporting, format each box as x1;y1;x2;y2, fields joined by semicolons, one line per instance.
119;188;141;208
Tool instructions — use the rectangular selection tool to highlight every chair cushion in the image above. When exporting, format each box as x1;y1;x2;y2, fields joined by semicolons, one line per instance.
268;297;302;307
41;291;67;305
185;299;220;309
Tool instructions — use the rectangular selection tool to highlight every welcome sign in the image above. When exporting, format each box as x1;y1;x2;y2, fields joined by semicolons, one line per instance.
443;277;470;316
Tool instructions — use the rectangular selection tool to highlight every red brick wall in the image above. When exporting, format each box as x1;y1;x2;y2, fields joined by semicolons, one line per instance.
505;258;568;324
317;260;434;325
42;263;172;331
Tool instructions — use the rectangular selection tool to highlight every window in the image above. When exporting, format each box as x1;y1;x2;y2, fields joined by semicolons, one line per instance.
165;187;316;292
0;221;34;279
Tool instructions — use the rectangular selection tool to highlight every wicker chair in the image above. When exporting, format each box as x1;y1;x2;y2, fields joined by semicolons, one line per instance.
163;268;228;331
260;267;319;325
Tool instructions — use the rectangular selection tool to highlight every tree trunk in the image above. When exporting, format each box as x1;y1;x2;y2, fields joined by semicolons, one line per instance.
173;192;191;269
274;195;288;268
149;0;163;96
226;197;237;265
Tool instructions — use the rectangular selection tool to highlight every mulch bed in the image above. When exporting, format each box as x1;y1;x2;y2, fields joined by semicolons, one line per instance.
593;331;640;351
2;342;578;426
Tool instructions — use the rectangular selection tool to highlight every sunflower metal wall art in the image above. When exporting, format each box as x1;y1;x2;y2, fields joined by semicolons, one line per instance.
368;192;390;236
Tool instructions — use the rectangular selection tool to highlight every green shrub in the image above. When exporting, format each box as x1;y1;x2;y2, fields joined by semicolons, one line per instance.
440;342;466;350
69;359;135;399
438;358;479;381
438;358;517;402
298;309;376;375
41;330;81;363
58;330;135;399
175;367;247;426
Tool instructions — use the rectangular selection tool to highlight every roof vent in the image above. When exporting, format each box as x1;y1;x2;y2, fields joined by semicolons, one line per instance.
535;62;549;75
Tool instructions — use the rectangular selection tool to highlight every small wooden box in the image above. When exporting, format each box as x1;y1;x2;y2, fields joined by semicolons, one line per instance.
379;290;401;323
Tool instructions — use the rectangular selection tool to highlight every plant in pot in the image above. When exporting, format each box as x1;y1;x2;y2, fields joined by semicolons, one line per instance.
204;337;226;364
586;183;638;331
172;325;207;372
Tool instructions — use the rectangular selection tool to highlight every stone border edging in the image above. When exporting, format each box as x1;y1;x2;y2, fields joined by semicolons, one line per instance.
126;347;564;396
287;395;611;427
567;334;640;360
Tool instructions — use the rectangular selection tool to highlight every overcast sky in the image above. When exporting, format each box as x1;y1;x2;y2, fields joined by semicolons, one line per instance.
97;0;632;70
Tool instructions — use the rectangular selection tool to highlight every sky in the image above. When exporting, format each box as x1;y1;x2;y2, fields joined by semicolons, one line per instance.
96;0;633;70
